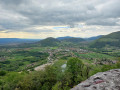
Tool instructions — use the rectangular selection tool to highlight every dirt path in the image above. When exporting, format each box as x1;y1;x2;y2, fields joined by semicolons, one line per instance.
34;62;53;71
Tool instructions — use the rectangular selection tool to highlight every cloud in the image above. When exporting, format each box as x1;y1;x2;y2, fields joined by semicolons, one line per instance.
0;0;120;38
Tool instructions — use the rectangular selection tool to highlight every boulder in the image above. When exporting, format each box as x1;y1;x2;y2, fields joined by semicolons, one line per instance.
71;69;120;90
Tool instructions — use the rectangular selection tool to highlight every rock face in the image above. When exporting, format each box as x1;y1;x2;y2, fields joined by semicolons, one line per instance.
71;69;120;90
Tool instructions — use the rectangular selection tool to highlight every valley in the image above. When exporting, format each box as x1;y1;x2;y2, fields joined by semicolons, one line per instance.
0;31;120;90
0;44;117;72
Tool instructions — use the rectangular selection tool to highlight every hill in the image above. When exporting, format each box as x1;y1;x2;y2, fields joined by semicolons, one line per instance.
39;37;60;47
90;31;120;48
57;35;102;41
56;36;74;40
0;38;40;44
85;35;103;41
61;37;85;43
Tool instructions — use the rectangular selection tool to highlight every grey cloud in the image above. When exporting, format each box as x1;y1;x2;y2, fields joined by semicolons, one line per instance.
4;29;54;34
0;0;25;5
0;0;120;33
86;18;120;26
26;29;54;34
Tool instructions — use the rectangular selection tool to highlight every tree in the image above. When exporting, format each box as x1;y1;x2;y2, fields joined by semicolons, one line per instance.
0;71;6;76
66;58;84;85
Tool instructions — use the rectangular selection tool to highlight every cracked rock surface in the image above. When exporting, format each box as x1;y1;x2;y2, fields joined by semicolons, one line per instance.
71;69;120;90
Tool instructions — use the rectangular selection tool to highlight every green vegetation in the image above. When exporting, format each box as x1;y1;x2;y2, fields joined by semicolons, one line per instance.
0;48;49;71
0;57;120;90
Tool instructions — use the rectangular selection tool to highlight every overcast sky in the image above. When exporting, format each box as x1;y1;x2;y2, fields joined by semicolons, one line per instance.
0;0;120;39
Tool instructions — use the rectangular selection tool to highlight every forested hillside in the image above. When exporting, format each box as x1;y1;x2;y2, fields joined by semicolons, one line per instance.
38;37;61;47
90;31;120;48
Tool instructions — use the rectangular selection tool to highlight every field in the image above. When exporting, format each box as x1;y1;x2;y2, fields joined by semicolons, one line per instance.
0;47;49;71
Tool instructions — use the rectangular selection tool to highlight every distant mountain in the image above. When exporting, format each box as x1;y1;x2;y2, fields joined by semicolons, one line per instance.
0;38;40;44
57;36;74;40
61;37;85;43
39;37;60;47
90;31;120;48
85;35;103;41
57;35;102;41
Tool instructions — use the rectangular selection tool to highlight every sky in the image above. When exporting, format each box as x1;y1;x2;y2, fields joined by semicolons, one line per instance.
0;0;120;39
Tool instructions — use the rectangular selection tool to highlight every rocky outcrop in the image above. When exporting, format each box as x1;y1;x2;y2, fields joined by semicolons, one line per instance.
71;69;120;90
